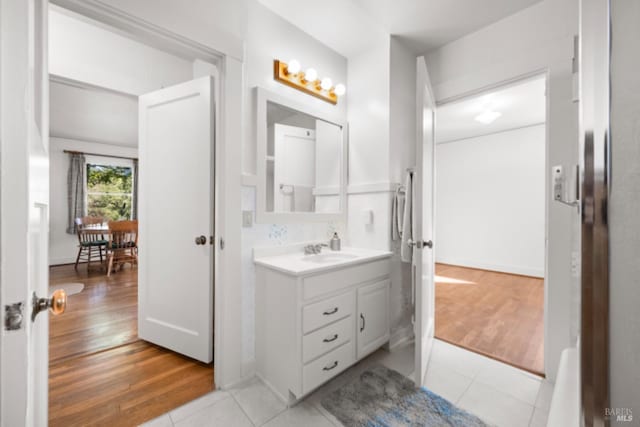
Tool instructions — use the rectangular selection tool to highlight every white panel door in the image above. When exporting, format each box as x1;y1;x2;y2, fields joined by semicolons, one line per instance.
356;280;390;359
273;124;315;212
0;0;51;425
138;76;214;363
414;56;437;387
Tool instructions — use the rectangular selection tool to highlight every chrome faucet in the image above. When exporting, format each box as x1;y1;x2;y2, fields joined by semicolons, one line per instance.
304;243;328;255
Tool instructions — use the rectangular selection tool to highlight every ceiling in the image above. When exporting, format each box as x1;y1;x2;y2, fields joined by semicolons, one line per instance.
436;76;546;144
258;0;541;57
50;80;138;147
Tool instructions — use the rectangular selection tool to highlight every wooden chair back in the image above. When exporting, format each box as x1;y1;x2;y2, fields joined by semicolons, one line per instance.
107;220;138;249
75;216;105;245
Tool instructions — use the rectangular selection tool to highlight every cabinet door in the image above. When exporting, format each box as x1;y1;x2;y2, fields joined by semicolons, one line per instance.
357;280;390;359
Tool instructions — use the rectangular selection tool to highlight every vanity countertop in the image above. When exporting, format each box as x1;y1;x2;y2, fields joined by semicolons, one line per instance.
253;246;392;276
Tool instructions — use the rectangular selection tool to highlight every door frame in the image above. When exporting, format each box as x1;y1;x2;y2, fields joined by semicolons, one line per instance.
45;0;239;389
434;70;551;377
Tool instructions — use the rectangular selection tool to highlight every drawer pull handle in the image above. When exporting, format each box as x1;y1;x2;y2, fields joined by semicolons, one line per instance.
323;361;338;371
323;334;338;343
323;307;338;315
360;313;365;332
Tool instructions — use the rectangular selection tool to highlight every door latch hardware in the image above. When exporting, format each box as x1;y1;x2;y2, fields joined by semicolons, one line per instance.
219;238;225;250
409;239;433;249
4;302;24;331
32;290;67;321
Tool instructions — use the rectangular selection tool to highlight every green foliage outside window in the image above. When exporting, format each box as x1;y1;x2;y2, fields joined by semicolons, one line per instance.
86;164;133;221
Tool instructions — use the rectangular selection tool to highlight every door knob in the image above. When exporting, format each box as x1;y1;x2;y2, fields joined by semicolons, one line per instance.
407;239;433;249
195;235;206;245
32;289;67;321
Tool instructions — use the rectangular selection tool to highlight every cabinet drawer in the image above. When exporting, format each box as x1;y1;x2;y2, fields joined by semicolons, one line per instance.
303;341;354;394
302;258;390;300
303;315;352;363
302;291;354;334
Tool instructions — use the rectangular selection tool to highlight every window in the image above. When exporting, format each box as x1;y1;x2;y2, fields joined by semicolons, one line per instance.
86;163;133;221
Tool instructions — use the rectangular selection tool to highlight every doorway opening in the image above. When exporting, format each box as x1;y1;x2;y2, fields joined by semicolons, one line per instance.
47;5;218;425
433;75;547;376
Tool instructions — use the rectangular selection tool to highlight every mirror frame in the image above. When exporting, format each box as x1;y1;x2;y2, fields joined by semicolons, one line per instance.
255;87;348;223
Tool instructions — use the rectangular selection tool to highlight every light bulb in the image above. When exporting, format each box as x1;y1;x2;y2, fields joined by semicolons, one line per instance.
304;68;318;82
320;77;332;91
287;59;301;74
334;83;346;96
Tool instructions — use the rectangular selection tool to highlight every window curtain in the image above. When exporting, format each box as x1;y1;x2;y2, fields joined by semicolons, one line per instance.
132;159;139;220
66;153;86;234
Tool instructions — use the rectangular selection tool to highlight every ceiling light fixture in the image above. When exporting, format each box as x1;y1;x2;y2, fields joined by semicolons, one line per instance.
474;110;502;124
273;59;345;105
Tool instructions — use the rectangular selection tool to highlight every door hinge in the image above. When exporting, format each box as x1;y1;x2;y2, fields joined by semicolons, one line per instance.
4;302;24;331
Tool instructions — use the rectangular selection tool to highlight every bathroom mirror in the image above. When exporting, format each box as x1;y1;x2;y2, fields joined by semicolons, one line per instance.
255;87;347;222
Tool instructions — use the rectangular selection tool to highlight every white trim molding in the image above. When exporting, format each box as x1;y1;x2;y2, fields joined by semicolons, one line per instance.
241;173;258;187
347;182;399;195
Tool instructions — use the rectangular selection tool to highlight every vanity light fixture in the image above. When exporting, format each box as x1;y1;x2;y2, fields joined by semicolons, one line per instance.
273;59;345;105
304;68;318;83
286;59;301;74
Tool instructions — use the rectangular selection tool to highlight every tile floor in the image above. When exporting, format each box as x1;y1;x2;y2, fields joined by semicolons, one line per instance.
140;340;554;427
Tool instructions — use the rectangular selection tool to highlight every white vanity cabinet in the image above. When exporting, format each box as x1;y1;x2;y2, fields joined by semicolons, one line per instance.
357;280;391;359
254;250;391;404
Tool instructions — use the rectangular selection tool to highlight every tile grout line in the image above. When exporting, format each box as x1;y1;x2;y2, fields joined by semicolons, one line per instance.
229;393;259;427
169;393;233;426
454;375;476;405
527;405;537;427
471;374;541;408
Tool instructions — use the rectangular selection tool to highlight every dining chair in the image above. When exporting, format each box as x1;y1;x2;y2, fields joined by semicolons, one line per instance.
106;220;138;277
74;216;107;271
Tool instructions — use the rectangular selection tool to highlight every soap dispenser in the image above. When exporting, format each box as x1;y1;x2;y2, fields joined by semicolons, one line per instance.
330;232;341;251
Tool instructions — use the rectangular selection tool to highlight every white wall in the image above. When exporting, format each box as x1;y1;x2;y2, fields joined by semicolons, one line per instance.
425;0;579;380
49;8;194;95
49;137;138;265
97;0;246;60
239;0;348;376
436;125;545;277
610;0;640;416
243;0;347;176
346;36;418;346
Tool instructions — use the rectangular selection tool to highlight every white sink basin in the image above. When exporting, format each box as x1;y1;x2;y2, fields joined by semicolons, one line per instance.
253;245;392;276
302;252;359;264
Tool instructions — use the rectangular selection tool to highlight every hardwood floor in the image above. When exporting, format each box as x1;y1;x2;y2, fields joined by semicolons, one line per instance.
50;264;138;363
435;263;544;375
49;264;214;426
49;341;214;427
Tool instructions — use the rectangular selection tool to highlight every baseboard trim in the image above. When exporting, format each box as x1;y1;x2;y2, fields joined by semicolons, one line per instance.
218;372;256;391
388;324;414;351
436;259;544;278
50;257;78;266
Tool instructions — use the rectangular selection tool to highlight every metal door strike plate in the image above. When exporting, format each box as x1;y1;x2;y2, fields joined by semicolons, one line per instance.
5;302;24;331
